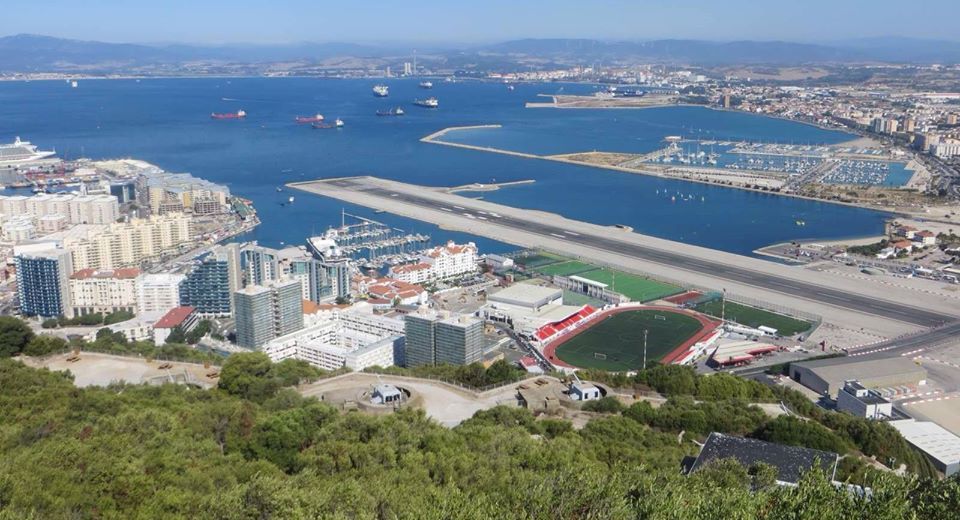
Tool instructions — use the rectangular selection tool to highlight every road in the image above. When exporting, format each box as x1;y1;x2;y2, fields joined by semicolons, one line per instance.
318;177;954;329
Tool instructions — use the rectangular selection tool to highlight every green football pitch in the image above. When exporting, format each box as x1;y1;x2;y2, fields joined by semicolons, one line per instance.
575;269;682;302
693;300;812;336
554;310;706;371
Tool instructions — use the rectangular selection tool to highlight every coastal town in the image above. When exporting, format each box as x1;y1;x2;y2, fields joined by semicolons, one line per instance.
3;11;960;516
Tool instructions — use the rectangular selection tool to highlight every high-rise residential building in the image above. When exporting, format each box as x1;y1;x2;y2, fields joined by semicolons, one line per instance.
69;268;139;316
65;214;193;270
13;244;73;317
136;170;230;216
241;244;280;286
179;244;240;316
403;62;413;75
136;273;186;315
234;279;304;348
0;193;120;227
403;308;483;367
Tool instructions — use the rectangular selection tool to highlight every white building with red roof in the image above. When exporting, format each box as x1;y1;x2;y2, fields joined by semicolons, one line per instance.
388;241;478;285
69;267;140;317
152;305;199;345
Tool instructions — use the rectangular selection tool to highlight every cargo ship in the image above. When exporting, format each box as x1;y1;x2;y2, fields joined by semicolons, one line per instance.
372;84;389;97
295;113;324;124
419;80;433;89
312;118;344;129
413;97;439;108
376;107;405;116
211;110;246;119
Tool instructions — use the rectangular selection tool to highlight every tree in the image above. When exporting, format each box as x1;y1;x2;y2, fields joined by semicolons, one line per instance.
23;335;68;357
41;318;59;329
165;326;187;345
0;316;34;357
582;396;626;414
218;352;281;402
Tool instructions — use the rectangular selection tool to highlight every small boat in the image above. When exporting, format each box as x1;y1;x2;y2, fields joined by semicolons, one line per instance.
376;107;405;116
507;84;515;91
413;97;439;108
288;196;295;204
211;110;246;119
70;80;78;88
295;113;324;124
372;84;389;97
419;80;433;89
276;187;282;192
311;118;344;129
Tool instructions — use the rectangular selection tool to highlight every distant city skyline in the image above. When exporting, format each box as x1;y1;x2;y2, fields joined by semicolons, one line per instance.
3;0;959;45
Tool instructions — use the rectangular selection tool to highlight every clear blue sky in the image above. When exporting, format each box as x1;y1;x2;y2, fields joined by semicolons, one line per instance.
4;0;957;44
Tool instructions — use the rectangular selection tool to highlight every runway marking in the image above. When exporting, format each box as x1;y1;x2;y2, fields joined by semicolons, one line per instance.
549;233;566;239
440;207;452;212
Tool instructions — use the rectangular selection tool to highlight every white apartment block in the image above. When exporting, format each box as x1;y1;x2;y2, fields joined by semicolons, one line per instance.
69;268;140;316
262;306;405;371
0;193;120;226
66;214;193;270
388;241;478;285
136;273;186;315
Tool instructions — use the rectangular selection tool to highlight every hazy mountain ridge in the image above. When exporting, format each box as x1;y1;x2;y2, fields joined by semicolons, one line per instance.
1;34;958;72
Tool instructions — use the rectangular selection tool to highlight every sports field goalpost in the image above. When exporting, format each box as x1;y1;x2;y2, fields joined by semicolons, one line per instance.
593;352;607;360
655;314;666;320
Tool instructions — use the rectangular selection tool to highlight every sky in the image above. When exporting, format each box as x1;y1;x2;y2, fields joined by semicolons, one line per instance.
3;0;958;45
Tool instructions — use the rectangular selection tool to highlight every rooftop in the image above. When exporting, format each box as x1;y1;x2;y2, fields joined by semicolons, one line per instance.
154;306;196;329
794;356;926;383
71;267;141;280
890;420;960;468
487;282;563;307
690;432;839;485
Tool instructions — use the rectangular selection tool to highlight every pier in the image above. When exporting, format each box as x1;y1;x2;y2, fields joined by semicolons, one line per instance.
288;176;960;347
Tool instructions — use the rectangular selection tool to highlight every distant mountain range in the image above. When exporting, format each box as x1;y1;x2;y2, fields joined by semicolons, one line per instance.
1;34;959;73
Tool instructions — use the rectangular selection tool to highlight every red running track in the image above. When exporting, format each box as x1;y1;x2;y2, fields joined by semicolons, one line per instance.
541;305;721;369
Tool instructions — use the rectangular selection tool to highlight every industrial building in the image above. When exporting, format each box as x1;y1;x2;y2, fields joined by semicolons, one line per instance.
890;420;960;476
836;381;893;420
481;281;597;342
687;432;839;486
789;357;927;397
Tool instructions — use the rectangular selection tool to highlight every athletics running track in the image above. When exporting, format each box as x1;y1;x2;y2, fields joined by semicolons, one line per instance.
541;305;722;369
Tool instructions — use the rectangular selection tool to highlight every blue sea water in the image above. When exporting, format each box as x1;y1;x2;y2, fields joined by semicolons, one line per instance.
0;77;891;256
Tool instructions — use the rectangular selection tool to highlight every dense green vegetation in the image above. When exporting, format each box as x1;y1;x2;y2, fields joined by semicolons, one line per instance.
847;239;890;256
694;300;813;336
41;310;136;328
0;358;957;518
576;364;936;478
364;359;525;389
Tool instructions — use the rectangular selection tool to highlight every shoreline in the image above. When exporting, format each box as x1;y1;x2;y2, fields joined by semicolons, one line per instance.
421;127;904;218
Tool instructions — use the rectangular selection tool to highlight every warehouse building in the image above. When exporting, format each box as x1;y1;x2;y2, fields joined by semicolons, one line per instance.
890;420;960;476
789;357;927;397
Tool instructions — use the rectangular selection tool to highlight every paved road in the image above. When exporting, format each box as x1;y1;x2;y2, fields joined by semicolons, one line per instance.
326;178;954;329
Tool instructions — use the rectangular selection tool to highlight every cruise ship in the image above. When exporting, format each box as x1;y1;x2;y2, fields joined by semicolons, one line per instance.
0;137;56;166
372;84;389;97
413;97;439;108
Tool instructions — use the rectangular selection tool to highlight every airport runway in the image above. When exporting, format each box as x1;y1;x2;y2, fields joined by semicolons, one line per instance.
297;177;957;330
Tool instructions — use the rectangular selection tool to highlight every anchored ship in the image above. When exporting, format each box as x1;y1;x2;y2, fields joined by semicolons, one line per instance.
376;107;405;116
419;80;433;89
372;84;389;97
295;114;324;124
312;118;344;129
413;97;439;108
211;110;246;119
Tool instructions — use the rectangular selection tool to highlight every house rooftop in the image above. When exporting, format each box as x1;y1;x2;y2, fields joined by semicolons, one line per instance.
689;432;839;485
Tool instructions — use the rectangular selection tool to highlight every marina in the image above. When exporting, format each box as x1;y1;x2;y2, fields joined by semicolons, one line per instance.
308;211;431;266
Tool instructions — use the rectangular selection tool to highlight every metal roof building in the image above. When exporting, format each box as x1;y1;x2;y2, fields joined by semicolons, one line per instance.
890;419;960;476
789;357;927;397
